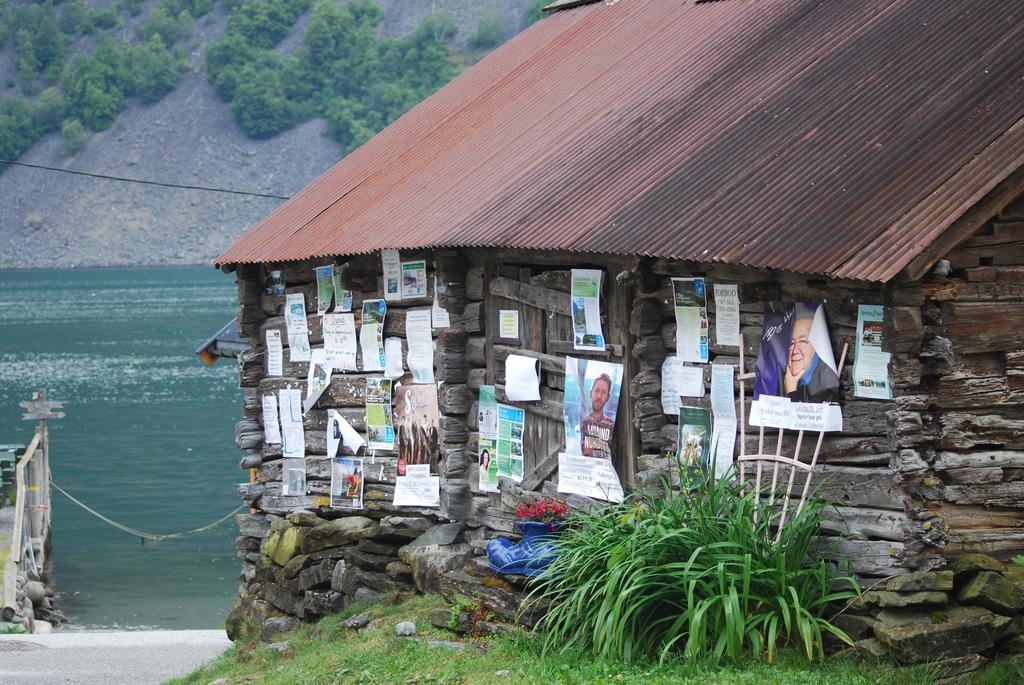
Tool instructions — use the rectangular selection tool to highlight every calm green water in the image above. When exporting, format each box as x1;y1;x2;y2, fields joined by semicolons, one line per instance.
0;266;243;629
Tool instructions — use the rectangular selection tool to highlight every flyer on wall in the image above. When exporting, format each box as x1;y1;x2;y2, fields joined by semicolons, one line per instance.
359;299;387;371
677;406;712;482
323;312;358;371
478;385;500;493
315;264;336;314
382;249;401;302
331;457;364;509
266;329;283;377
261;394;282;445
557;454;624;503
405;309;435;383
333;267;352;312
563;356;624;461
328;409;365;457
285;293;311;362
750;302;842;432
671;277;709;363
431;277;450;328
570;268;606;351
304;348;332;412
401;260;428;299
708;364;737;480
853;304;892;400
496;403;525;483
283;462;306;496
278;388;305;459
713;283;741;347
394;383;441;473
365;378;396;450
393;464;440;507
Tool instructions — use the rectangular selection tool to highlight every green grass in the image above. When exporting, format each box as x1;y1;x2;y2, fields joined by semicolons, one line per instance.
169;593;964;685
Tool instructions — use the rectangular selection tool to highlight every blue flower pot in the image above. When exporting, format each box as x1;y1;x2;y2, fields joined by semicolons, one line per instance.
487;521;562;577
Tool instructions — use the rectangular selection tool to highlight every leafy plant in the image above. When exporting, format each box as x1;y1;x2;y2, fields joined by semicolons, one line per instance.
1012;555;1024;568
531;475;858;665
2;624;27;634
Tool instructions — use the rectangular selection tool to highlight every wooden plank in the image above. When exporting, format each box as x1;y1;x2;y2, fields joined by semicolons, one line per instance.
521;446;562;491
489;277;570;317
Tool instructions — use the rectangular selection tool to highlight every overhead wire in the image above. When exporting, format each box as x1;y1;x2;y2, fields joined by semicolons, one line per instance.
0;159;292;200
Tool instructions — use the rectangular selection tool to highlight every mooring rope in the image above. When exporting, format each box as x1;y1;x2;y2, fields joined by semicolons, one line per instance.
51;481;245;542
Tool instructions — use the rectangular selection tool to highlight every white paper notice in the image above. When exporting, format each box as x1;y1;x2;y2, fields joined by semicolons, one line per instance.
266;329;284;377
661;356;683;415
709;364;737;480
279;388;305;459
285;293;311;362
384;337;405;379
749;394;843;432
393;463;440;507
505;354;541;401
382;249;401;302
323;313;357;371
499;310;519;340
557;453;624;503
329;409;366;456
571;269;606;351
853;304;893;400
679;365;705;398
431;278;450;329
405;309;435;383
714;284;741;347
304;348;332;413
283;463;306;496
261;394;282;445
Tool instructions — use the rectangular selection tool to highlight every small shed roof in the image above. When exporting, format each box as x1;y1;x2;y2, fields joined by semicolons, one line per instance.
216;0;1024;282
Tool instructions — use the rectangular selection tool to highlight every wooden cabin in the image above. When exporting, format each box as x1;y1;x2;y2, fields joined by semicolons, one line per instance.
215;0;1024;631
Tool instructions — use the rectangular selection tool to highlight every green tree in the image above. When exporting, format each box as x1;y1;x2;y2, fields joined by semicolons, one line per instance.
32;87;67;133
14;29;41;93
126;36;184;103
324;95;375;152
60;0;88;35
467;12;504;49
60;117;86;154
0;95;38;163
230;64;296;138
63;39;128;130
205;32;257;101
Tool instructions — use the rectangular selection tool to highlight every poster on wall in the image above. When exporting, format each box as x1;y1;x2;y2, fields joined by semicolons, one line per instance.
285;293;311;362
563;356;624;461
750;302;842;432
499;310;520;340
315;264;336;315
333;266;352;312
853;304;892;400
570;269;606;351
401;260;428;299
261;394;282;445
478;385;499;493
279;388;305;459
394;383;441;473
283;461;306;496
393;464;440;507
672;277;709;363
709;364;737;480
382;249;401;302
360;299;387;371
558;453;624;503
431;277;450;328
365;378;396;451
303;348;332;413
677;406;712;482
323;313;358;371
495;403;525;483
266;329;283;377
405;309;435;383
331;457;364;509
713;283;741;347
328;409;365;458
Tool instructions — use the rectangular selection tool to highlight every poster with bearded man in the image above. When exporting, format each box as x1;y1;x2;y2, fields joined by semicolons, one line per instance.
562;357;624;460
750;302;843;432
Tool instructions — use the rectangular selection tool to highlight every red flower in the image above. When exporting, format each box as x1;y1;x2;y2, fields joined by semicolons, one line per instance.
515;497;569;522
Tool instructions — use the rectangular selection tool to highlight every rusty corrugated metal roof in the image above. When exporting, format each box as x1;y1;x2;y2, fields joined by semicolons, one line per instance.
216;0;1024;282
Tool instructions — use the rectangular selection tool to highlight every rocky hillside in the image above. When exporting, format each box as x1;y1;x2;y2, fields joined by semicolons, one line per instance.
0;0;535;269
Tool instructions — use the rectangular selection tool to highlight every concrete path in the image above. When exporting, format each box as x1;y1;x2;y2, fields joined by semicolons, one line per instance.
0;630;232;685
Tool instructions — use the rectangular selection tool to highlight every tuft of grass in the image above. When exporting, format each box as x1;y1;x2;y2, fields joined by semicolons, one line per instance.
530;474;859;666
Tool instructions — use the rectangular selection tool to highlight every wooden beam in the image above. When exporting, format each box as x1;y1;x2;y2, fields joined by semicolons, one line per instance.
489;277;570;317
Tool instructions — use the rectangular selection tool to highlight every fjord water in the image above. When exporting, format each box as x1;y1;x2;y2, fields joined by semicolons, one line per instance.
0;267;242;629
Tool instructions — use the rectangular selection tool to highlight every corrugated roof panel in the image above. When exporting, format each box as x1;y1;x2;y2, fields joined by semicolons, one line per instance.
216;0;1024;283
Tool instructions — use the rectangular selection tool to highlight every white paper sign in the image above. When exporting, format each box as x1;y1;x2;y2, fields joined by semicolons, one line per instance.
328;409;365;456
283;463;306;496
557;453;624;503
266;329;283;377
384;337;405;379
749;394;843;432
382;249;401;302
679;365;705;398
304;348;332;413
709;364;737;480
505;354;541;401
393;470;440;507
285;293;311;362
323;313;357;371
499;310;520;340
661;357;703;414
571;269;606;351
853;304;892;400
261;394;282;445
279;388;305;459
431;278;450;328
714;284;741;347
405;309;435;383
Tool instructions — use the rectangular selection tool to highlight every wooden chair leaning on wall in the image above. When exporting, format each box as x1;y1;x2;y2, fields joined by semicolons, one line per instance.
734;342;849;544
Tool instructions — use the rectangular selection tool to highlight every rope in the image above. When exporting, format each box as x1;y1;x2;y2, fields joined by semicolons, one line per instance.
51;481;245;542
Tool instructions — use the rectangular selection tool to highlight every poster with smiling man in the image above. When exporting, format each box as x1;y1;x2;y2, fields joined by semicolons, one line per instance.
559;356;625;502
750;302;843;432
